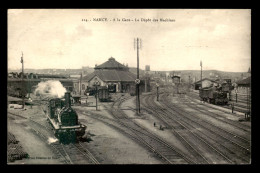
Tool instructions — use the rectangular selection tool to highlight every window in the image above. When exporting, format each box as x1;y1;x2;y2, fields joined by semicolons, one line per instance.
82;84;85;90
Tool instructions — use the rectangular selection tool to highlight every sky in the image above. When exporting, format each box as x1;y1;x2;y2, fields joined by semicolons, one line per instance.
8;9;251;72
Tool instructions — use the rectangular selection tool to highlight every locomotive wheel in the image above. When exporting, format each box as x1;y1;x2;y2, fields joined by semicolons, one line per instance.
58;131;77;144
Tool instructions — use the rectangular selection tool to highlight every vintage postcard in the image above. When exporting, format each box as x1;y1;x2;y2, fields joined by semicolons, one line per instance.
7;9;251;164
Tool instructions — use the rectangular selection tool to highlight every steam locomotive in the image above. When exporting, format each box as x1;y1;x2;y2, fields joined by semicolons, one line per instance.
199;85;229;105
44;92;86;143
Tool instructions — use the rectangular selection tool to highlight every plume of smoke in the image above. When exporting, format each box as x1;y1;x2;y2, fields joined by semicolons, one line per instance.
34;80;67;98
47;137;58;144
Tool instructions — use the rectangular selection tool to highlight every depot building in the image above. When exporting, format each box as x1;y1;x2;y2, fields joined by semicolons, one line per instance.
81;57;136;93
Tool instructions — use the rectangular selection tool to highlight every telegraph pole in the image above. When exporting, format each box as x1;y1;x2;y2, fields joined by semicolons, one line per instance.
200;60;202;88
189;75;191;91
21;52;25;109
247;67;251;119
21;52;24;75
137;38;140;114
145;77;147;93
135;38;141;114
156;83;159;101
80;72;82;95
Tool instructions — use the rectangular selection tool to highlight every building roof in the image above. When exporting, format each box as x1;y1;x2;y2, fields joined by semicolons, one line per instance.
172;75;181;79
94;57;129;70
236;76;251;86
194;78;218;84
37;74;68;79
83;69;136;82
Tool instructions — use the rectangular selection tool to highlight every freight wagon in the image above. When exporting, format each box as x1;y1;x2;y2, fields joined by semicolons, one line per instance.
98;87;111;102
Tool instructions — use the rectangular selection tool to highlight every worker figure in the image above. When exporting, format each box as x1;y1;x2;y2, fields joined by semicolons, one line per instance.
28;97;32;109
231;103;234;113
245;111;250;120
154;122;156;127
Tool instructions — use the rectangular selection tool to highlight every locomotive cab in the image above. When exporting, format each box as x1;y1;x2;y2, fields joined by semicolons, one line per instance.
49;98;63;119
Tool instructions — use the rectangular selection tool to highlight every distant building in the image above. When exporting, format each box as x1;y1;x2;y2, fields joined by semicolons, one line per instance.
82;57;136;93
7;72;76;97
215;78;232;84
193;78;219;90
172;76;181;84
145;65;150;71
235;76;251;94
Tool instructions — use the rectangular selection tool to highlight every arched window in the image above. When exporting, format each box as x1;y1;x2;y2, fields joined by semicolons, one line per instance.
82;84;85;90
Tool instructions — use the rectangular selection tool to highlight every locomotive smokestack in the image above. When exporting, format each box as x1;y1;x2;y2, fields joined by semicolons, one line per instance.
65;92;71;107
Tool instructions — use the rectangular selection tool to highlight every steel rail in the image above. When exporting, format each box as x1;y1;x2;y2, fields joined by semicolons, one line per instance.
180;96;251;131
161;95;250;163
162;94;251;151
74;142;100;164
157;93;251;163
142;95;220;164
107;95;195;164
187;91;249;114
77;109;188;164
144;94;238;163
8;111;97;164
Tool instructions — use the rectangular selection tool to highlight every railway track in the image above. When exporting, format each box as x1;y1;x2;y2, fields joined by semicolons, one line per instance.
8;111;99;164
187;91;250;114
188;92;249;115
221;104;249;114
76;108;191;164
61;142;99;164
142;94;236;164
83;94;197;164
153;92;251;163
229;99;251;108
96;95;198;164
8;111;72;164
182;96;251;131
170;95;251;145
143;100;211;164
230;97;251;105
